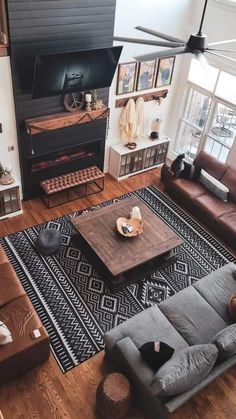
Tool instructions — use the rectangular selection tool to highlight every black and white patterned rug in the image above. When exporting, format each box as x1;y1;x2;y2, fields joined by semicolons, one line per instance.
1;186;235;372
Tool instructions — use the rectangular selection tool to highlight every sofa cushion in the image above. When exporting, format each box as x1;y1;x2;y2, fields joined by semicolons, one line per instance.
193;263;236;323
199;170;229;202
193;151;227;180
217;211;236;244
210;324;236;360
159;286;228;345
0;246;9;266
151;344;218;397
104;305;188;352
228;291;236;321
0;295;42;342
0;262;26;307
221;167;236;203
192;193;235;220
171;178;206;200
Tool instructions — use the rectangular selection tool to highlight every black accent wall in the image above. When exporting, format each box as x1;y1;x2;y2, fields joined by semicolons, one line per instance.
7;0;117;199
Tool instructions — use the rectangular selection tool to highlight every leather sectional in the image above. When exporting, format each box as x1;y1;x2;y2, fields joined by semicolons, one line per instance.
161;151;236;250
0;245;50;384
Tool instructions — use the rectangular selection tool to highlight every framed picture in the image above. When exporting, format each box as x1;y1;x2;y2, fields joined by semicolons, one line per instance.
136;60;156;91
156;56;175;87
116;62;137;95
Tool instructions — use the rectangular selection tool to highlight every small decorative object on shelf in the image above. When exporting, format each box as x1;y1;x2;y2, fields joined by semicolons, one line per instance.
124;142;137;150
149;131;159;140
63;92;84;112
91;90;104;110
0;163;14;185
85;93;92;112
116;216;143;237
0;179;23;220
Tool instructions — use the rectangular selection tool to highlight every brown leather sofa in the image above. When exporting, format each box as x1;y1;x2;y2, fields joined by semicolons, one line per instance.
0;245;50;384
161;151;236;250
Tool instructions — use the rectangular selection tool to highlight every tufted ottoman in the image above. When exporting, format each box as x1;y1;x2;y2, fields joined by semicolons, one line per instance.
35;228;62;256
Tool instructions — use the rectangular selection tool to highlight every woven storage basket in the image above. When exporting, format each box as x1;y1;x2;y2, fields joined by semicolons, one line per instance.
96;372;131;418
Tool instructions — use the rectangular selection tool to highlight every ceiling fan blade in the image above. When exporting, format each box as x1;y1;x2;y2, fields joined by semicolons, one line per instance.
206;50;236;63
135;26;186;44
113;36;184;48
207;47;236;53
194;50;210;73
208;39;236;47
135;46;189;62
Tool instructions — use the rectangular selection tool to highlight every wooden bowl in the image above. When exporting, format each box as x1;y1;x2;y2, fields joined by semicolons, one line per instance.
116;217;143;238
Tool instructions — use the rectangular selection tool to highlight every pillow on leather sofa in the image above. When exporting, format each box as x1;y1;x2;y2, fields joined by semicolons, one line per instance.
151;344;218;396
228;291;236;321
0;321;13;345
199;170;229;201
210;324;236;360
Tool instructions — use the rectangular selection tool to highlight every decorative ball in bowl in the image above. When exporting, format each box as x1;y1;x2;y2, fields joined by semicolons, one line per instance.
116;217;143;238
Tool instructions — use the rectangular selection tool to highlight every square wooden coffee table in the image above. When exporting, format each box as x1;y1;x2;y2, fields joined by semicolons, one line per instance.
72;196;183;291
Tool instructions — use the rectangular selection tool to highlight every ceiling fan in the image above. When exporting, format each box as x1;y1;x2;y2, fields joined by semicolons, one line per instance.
113;0;236;63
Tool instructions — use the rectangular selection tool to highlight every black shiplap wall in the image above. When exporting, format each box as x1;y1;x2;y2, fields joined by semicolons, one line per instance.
7;0;117;199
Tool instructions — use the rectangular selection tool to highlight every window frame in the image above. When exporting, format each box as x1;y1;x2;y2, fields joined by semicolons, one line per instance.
175;65;236;163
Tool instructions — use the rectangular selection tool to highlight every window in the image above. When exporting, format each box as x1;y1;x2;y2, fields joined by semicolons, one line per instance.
175;58;236;163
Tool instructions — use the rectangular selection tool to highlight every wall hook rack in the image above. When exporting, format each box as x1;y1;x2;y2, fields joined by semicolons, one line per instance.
115;89;168;108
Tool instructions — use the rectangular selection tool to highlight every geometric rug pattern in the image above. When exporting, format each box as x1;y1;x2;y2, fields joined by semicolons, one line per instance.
0;186;235;372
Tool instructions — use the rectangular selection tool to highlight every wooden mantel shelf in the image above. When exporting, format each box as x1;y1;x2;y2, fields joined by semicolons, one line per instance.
25;107;109;135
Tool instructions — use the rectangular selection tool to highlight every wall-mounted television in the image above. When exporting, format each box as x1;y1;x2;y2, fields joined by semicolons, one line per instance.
32;46;123;99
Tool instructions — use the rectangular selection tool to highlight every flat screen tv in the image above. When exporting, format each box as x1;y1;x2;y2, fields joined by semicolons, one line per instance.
32;46;123;99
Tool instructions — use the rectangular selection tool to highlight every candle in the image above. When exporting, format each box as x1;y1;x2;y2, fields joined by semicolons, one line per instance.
85;93;91;102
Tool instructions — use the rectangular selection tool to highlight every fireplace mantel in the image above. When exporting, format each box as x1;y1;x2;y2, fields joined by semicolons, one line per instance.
25;107;109;135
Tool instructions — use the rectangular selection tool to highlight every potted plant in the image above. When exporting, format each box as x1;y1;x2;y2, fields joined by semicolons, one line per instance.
0;163;14;185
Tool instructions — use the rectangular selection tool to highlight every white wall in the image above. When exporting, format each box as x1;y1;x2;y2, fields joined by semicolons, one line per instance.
0;57;20;183
105;0;196;170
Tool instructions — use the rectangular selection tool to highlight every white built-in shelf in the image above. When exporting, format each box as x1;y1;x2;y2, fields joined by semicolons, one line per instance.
0;179;23;220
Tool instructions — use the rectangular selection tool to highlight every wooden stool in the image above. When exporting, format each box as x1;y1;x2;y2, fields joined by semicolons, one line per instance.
96;372;131;418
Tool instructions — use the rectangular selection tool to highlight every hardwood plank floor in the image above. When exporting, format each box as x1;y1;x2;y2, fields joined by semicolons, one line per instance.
0;169;236;419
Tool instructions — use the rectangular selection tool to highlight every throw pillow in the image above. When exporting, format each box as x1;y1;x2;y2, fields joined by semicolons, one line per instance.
151;344;218;397
228;291;236;321
0;321;13;345
199;169;229;201
179;161;201;181
210;324;236;360
139;341;174;373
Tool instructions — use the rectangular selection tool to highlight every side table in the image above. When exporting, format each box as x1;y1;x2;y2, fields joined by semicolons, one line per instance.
96;372;131;418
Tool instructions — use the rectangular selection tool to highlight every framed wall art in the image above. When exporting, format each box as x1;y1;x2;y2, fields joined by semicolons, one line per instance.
116;62;137;95
136;60;156;91
156;56;175;88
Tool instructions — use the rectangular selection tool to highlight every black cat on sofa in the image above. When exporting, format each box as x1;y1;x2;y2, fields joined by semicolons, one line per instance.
171;153;201;180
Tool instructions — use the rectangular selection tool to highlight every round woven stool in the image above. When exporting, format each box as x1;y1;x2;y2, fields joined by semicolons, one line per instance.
35;228;62;256
96;372;131;418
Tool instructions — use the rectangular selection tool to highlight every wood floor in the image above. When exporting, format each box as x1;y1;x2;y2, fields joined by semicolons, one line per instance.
0;169;236;419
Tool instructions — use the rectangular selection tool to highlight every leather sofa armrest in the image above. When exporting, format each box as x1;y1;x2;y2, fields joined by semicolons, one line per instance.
114;337;156;390
161;163;174;186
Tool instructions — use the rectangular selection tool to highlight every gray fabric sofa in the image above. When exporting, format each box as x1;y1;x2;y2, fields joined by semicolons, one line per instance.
104;263;236;419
